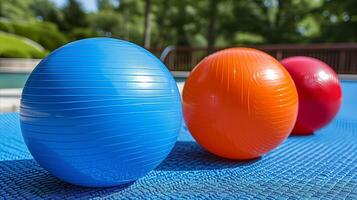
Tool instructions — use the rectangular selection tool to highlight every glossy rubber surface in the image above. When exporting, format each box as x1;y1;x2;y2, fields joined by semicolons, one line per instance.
182;48;298;160
281;56;342;134
20;38;182;187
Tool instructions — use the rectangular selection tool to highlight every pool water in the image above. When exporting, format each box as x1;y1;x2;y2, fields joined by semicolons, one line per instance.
0;73;186;89
0;73;30;88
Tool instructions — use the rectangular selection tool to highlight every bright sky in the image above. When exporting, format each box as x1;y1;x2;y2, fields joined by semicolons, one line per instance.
50;0;98;12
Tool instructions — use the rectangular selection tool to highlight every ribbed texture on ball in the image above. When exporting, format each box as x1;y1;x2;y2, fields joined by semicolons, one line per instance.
183;48;298;160
20;38;182;187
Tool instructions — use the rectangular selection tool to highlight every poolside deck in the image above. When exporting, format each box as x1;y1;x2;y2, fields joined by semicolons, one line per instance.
0;81;356;199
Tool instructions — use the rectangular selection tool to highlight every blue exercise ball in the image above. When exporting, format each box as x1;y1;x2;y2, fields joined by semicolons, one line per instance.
20;38;182;187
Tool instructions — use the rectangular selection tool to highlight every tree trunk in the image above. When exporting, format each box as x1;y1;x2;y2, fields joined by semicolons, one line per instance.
207;0;218;51
143;0;151;48
156;0;169;47
124;7;130;40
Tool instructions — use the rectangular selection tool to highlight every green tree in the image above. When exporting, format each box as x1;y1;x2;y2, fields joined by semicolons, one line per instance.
31;0;64;28
219;0;317;44
0;0;34;22
315;0;357;42
88;10;122;37
62;0;89;31
3;0;357;52
116;0;146;43
97;0;117;11
152;0;207;46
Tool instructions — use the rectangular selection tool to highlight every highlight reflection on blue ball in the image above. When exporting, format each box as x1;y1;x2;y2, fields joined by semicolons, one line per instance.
20;38;182;187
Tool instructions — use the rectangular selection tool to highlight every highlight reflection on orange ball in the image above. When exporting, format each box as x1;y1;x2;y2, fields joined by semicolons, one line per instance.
182;48;298;160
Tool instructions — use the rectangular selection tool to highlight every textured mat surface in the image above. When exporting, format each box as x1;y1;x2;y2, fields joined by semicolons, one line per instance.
0;81;356;199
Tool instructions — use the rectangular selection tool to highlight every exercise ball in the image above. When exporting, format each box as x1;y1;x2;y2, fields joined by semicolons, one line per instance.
182;48;298;160
280;56;342;134
20;38;182;187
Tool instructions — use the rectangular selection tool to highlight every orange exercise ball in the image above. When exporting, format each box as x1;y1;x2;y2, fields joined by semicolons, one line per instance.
182;48;298;160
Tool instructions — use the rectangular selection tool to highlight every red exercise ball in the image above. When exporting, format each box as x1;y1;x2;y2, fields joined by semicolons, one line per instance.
280;56;342;135
183;48;298;160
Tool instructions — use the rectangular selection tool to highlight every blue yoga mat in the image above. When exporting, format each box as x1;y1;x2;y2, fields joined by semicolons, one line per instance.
0;81;356;199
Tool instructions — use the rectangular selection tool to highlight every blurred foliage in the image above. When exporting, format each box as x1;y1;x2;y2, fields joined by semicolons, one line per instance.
0;31;47;58
0;0;34;22
62;0;89;31
0;0;355;58
313;0;357;42
0;20;68;50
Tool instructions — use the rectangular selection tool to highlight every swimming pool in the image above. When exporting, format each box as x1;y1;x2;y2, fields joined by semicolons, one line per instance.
0;71;354;112
0;72;186;89
0;72;186;112
0;73;29;88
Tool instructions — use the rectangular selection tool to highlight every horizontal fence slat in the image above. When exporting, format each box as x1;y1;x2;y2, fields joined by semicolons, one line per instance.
150;43;357;74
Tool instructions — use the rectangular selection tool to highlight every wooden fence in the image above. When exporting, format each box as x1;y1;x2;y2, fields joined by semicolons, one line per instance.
150;43;357;74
